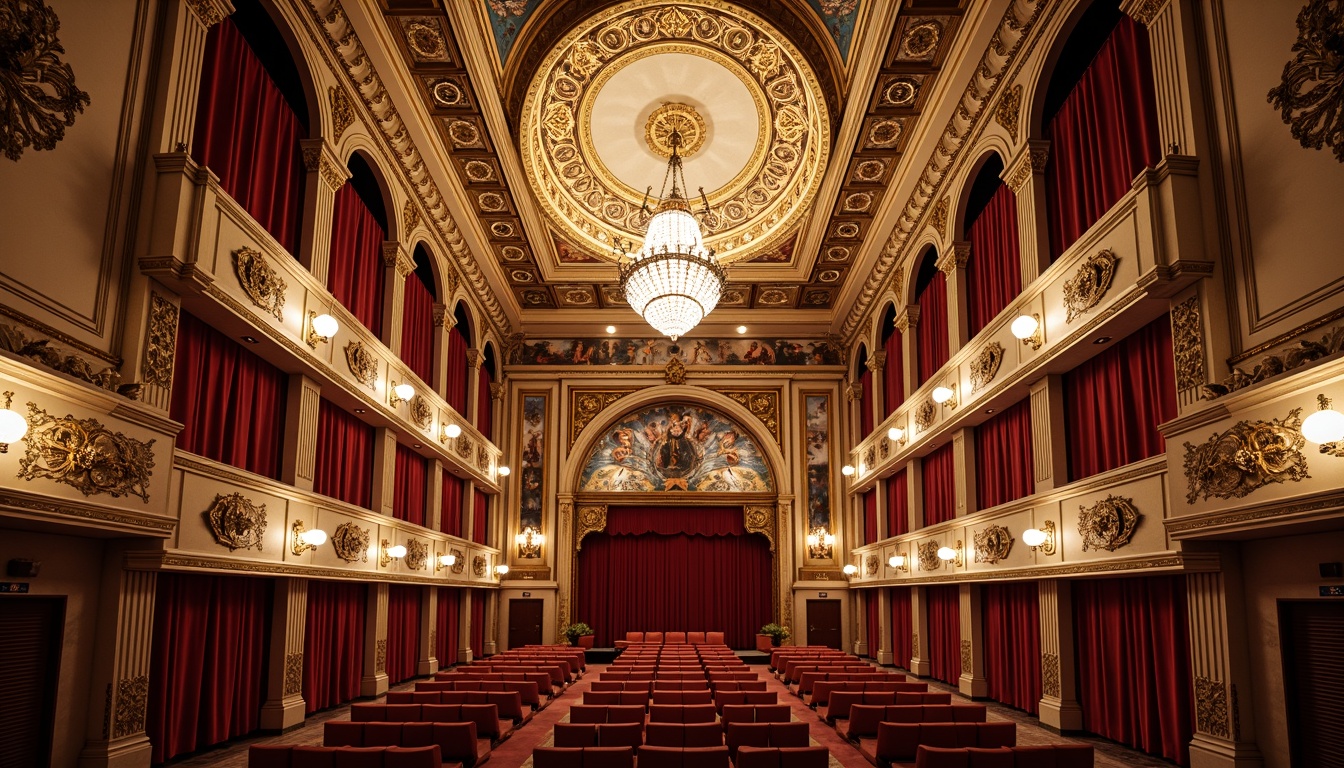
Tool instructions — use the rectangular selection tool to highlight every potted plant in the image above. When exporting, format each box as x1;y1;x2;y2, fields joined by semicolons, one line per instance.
561;622;595;648
758;622;791;650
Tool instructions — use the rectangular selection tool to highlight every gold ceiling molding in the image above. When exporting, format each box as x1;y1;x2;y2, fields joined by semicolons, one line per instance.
645;102;708;158
518;0;829;265
842;0;1051;343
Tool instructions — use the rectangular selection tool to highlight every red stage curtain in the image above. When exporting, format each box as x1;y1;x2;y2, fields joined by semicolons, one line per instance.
576;506;773;649
446;327;468;413
147;573;270;763
436;588;461;668
859;367;874;436
401;275;434;384
314;399;374;509
921;443;956;526
192;17;304;256
927;585;961;686
170;312;286;480
328;182;386;338
884;328;905;415
386;585;421;685
1074;576;1192;765
1064;317;1175;481
441;472;464;536
889;587;913;670
865;592;881;659
863;489;878;544
916;273;949;384
393;444;427;526
476;364;494;438
471;493;488;545
304;580;365;714
1045;15;1160;260
966;182;1021;335
886;470;909;537
470;592;486;658
975;399;1035;510
982;582;1041;714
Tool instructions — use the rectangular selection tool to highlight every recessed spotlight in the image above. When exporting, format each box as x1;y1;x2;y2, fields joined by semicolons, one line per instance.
736;326;748;334
606;325;617;334
985;408;995;414
413;444;422;449
354;408;366;414
240;335;259;344
1093;336;1112;345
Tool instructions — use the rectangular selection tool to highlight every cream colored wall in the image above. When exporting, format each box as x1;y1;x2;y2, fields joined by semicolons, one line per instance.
0;528;106;768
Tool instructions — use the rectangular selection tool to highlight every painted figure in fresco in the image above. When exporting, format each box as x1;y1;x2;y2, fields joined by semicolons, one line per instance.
622;341;638;365
568;339;593;364
654;410;700;487
610;427;634;462
640;339;659;364
742;341;777;365
691;339;714;364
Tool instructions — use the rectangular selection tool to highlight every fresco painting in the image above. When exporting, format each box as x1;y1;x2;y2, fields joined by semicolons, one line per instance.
804;394;832;537
520;395;546;530
510;337;844;366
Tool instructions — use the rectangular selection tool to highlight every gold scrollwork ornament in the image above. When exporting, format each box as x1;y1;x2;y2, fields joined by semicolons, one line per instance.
1062;249;1118;323
18;404;156;502
0;0;90;161
972;524;1013;564
410;394;433;428
1077;494;1143;552
1267;0;1344;163
345;341;379;390
112;675;148;738
917;540;940;571
405;538;429;570
202;492;267;552
969;342;1004;393
331;522;370;563
232;247;286;322
472;555;487;576
450;547;465;574
865;554;879;575
576;505;607;550
1183;409;1310;503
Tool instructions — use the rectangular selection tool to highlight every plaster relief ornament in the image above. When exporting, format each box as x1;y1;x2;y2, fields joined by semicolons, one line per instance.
0;0;90;161
1268;0;1344;163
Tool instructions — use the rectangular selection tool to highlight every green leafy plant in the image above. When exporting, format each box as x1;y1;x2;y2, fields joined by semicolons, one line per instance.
561;622;594;646
759;622;791;646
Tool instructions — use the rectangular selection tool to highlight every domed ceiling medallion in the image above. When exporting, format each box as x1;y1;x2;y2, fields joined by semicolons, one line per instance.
519;0;830;265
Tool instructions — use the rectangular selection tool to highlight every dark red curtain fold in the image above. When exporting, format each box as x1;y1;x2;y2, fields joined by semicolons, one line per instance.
889;587;913;670
982;582;1041;714
883;329;905;416
148;573;271;764
927;585;961;686
1074;576;1192;765
916;274;949;384
865;592;881;660
436;588;461;668
445;328;468;414
314;399;374;509
441;472;464;536
393;444;428;527
192;18;305;256
476;364;494;438
885;470;909;537
1064;317;1176;481
470;592;486;658
304;580;365;714
1045;15;1161;260
471;493;488;545
863;490;878;544
859;367;874;436
328;182;386;338
974;399;1035;510
576;506;772;649
966;182;1021;335
400;275;434;384
921;444;956;527
386;585;421;685
170;312;287;480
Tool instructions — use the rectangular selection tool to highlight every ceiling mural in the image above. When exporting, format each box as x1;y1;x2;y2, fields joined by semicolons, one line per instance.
484;0;544;63
804;0;863;61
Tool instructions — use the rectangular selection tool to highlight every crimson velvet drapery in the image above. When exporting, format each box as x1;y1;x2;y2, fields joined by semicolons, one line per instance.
885;469;909;537
470;592;486;658
441;471;464;536
889;587;913;670
966;181;1021;335
192;17;305;256
471;493;488;545
865;592;881;659
314;399;375;508
148;573;270;763
974;399;1035;510
1074;576;1192;765
927;585;961;686
476;364;493;438
400;274;434;384
883;327;905;415
982;582;1041;714
386;585;421;685
328;182;386;338
393;444;428;526
1064;317;1175;481
437;588;461;668
446;327;468;414
863;489;878;544
1045;14;1160;260
171;312;287;480
916;271;949;384
859;367;874;436
922;443;956;526
576;506;773;648
304;580;365;714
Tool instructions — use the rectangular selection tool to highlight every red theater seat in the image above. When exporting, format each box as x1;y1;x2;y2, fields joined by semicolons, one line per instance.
874;722;1017;766
666;632;688;644
645;632;665;644
645;722;725;747
687;632;707;644
653;690;713;705
706;632;726;644
648;703;718;724
913;745;1094;768
735;747;830;768
635;746;731;768
554;724;599;748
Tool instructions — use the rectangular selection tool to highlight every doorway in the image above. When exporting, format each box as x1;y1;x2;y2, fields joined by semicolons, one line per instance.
508;599;544;650
0;597;64;768
1281;600;1344;767
806;599;843;649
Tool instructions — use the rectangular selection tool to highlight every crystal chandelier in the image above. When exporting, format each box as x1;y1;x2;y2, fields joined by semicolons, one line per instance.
616;129;726;341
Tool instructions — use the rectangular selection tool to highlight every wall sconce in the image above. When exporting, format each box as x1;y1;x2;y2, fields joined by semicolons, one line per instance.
291;520;328;555
842;564;859;577
380;539;407;567
887;426;906;444
497;465;511;477
932;384;957;408
495;564;510;576
888;553;909;572
389;381;415;407
806;527;835;559
306;312;339;348
936;540;964;567
1011;313;1043;350
435;552;457;572
0;391;29;453
443;422;462;441
841;464;855;477
1022;521;1057;555
516;526;544;558
1302;394;1344;448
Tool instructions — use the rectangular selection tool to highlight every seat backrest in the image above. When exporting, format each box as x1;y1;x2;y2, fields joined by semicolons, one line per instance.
897;692;954;705
720;705;756;726
583;746;636;768
913;746;972;768
766;722;810;748
635;746;683;768
585;692;620;706
432;722;482;767
590;682;624;693
753;705;791;723
553;723;599;748
533;747;585;768
687;632;707;644
596;722;644;750
645;632;665;644
974;722;1017;749
725;722;771;756
734;746;781;768
777;747;830;768
625;632;645;643
570;705;608;724
823;691;865;722
606;705;647;724
349;703;386;722
963;747;1014;768
249;745;298;768
706;632;726;644
683;722;724;747
666;632;688;644
646;723;687;748
324;721;366;746
683;746;731;768
363;722;408;746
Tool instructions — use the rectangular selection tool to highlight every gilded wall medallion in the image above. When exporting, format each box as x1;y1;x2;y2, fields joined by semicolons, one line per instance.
405;538;429;570
1183;409;1310;503
865;553;879;575
0;0;90;161
1062;249;1117;323
973;524;1013;564
18;404;155;501
410;394;433;428
232;247;286;322
142;293;179;388
456;433;472;458
345;341;379;390
1077;495;1142;552
1268;0;1344;163
472;555;487;576
332;522;371;563
914;399;937;431
450;547;465;574
968;342;1004;393
917;540;940;570
202;492;267;552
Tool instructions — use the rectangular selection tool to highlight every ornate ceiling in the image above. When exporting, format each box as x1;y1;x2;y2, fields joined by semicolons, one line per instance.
373;0;971;334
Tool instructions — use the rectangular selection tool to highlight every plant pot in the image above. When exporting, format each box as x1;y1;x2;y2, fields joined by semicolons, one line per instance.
755;634;774;653
577;634;595;649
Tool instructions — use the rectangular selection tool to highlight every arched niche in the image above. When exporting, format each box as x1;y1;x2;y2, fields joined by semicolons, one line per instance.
951;149;1010;242
234;0;318;137
1025;0;1129;140
343;149;393;238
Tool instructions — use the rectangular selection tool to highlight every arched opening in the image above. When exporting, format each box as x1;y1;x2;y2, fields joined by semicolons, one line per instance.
476;342;496;440
962;152;1021;335
446;302;473;414
880;302;903;417
401;243;437;384
328;152;389;338
913;248;947;384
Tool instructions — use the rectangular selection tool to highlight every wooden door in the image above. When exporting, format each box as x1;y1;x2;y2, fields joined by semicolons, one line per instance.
1281;600;1344;768
508;599;544;650
0;597;64;768
806;599;843;649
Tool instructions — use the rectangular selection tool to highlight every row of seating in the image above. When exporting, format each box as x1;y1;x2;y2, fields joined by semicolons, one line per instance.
839;703;980;741
808;679;920;707
913;744;1093;768
590;681;770;694
533;745;828;768
392;682;542;711
321;722;483;768
349;702;513;741
614;632;728;648
568;703;793;725
249;745;443;768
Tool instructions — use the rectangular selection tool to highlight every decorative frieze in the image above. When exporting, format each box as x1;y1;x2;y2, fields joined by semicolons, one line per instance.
330;85;355;139
1183;409;1310;503
664;356;687;385
18;404;155;501
917;540;940;571
1194;675;1230;738
0;324;132;398
866;553;880;575
993;83;1021;138
1202;325;1343;400
375;639;387;673
202;492;267;552
1170;296;1206;392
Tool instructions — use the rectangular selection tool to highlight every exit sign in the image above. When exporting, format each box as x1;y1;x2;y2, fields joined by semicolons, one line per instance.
1320;585;1344;597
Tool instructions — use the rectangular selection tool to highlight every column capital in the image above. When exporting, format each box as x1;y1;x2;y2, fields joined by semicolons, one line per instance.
865;350;887;372
1004;139;1050;193
185;0;234;27
845;380;863;402
1120;0;1170;26
300;138;349;192
937;243;970;277
895;305;921;333
432;302;457;331
466;349;484;370
490;381;507;401
382;242;414;278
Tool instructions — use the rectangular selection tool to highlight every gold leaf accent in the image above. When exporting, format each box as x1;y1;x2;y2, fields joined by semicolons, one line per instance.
865;553;879;575
375;639;387;673
911;632;920;658
929;196;949;238
960;639;972;674
344;341;379;390
405;537;429;570
917;540;941;571
450;547;465;574
1171;296;1206;392
993;83;1021;138
472;555;487;576
570;390;638;448
332;522;370;563
1202;325;1343;400
201;492;267;552
914;399;937;431
142;292;178;388
664;356;687;385
744;504;775;551
1042;653;1061;698
972;524;1013;564
1195;675;1230;738
1183;409;1310;503
1062;249;1117;323
968;342;1004;394
330;85;355;138
0;0;90;161
410;394;433;428
112;675;148;738
402;198;421;235
721;390;781;445
644;102;706;158
0;324;126;396
1078;494;1143;552
232;247;286;322
18;404;155;501
575;505;607;551
1267;0;1344;163
284;653;304;696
